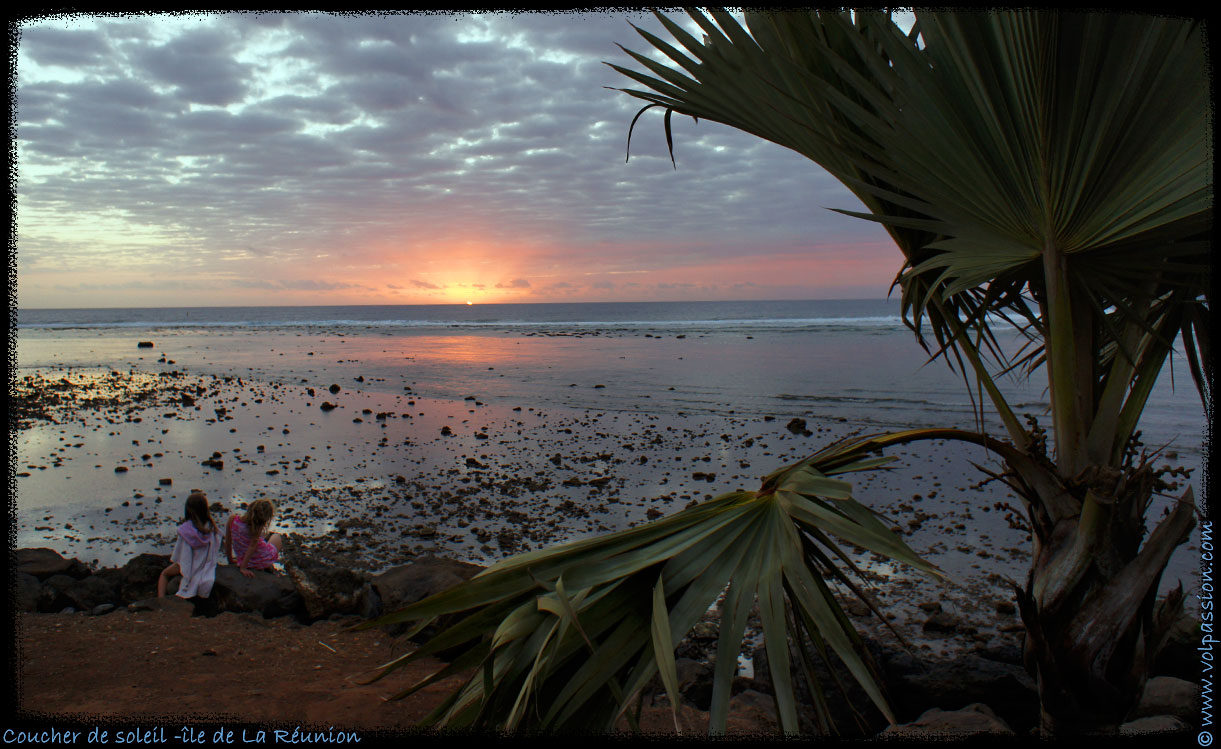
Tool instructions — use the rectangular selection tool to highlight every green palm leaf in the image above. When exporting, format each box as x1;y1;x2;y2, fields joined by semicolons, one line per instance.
362;440;943;734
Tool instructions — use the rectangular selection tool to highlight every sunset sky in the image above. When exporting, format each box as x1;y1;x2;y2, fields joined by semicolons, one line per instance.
14;11;912;310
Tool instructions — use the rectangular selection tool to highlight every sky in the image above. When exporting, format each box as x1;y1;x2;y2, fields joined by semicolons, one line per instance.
13;10;910;309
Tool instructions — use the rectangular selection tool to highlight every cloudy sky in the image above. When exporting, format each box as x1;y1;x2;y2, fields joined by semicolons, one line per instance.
15;11;907;309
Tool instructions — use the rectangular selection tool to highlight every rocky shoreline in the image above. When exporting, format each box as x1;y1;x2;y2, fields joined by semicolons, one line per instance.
13;546;1201;737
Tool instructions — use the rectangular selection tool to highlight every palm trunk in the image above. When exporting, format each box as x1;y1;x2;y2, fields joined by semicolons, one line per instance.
1013;459;1195;735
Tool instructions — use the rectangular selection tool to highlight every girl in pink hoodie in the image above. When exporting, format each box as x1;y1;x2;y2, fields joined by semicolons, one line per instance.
157;492;223;598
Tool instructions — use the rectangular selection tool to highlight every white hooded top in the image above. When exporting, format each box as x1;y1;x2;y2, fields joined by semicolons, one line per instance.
171;520;222;598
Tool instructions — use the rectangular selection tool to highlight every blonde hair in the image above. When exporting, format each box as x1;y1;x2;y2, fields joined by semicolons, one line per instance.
243;498;275;539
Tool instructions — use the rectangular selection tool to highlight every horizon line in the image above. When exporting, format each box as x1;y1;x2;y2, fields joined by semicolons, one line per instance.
15;297;897;313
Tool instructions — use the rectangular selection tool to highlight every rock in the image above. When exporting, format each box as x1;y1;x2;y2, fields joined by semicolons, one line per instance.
329;384;341;394
90;603;116;616
975;642;1023;666
922;611;960;633
675;658;714;711
886;653;1038;735
729;689;777;728
785;418;807;434
17;548;90;580
63;575;117;611
880;703;1015;737
320;402;337;411
137;341;154;348
372;556;484;647
1131;676;1198;722
1119;715;1189;735
114;553;173;603
358;582;381;619
38;574;81;612
15;572;42;612
211;565;303;619
283;554;373;620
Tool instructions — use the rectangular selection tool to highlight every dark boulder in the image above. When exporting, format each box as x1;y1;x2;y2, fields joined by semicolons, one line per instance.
372;556;484;614
880;703;1015;737
63;575;118;611
37;574;80;612
884;651;1038;735
674;657;715;711
17;548;90;580
16;572;44;612
371;556;484;645
283;553;375;621
114;553;172;603
211;565;303;619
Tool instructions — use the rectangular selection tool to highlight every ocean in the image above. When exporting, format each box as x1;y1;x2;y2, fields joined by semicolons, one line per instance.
15;299;1206;460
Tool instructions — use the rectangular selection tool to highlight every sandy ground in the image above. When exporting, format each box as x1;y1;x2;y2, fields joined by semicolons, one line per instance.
13;607;773;737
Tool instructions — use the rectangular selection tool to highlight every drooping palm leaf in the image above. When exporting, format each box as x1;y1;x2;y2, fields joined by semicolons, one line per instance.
608;10;1210;467
361;437;945;735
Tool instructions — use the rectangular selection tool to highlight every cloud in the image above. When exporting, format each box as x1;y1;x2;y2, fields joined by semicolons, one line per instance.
15;11;896;308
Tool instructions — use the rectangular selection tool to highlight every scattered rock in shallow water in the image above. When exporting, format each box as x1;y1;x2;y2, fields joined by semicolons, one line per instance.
320;402;337;411
137;341;154;348
329;384;341;394
786;418;807;434
923;611;960;633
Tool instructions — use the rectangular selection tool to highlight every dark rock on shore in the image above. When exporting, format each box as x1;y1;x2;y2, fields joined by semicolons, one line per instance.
886;649;1038;734
880;703;1015;737
18;547;91;580
283;553;377;620
210;566;304;619
16;572;43;612
116;553;174;602
372;556;483;615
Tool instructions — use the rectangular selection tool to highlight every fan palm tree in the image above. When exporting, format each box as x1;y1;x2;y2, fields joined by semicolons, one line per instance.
605;9;1210;735
364;10;1209;737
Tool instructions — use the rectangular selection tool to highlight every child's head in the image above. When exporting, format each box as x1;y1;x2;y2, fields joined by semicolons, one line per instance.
184;491;215;532
244;498;275;536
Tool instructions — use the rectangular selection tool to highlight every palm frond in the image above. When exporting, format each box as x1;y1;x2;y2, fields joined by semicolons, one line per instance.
362;440;943;734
